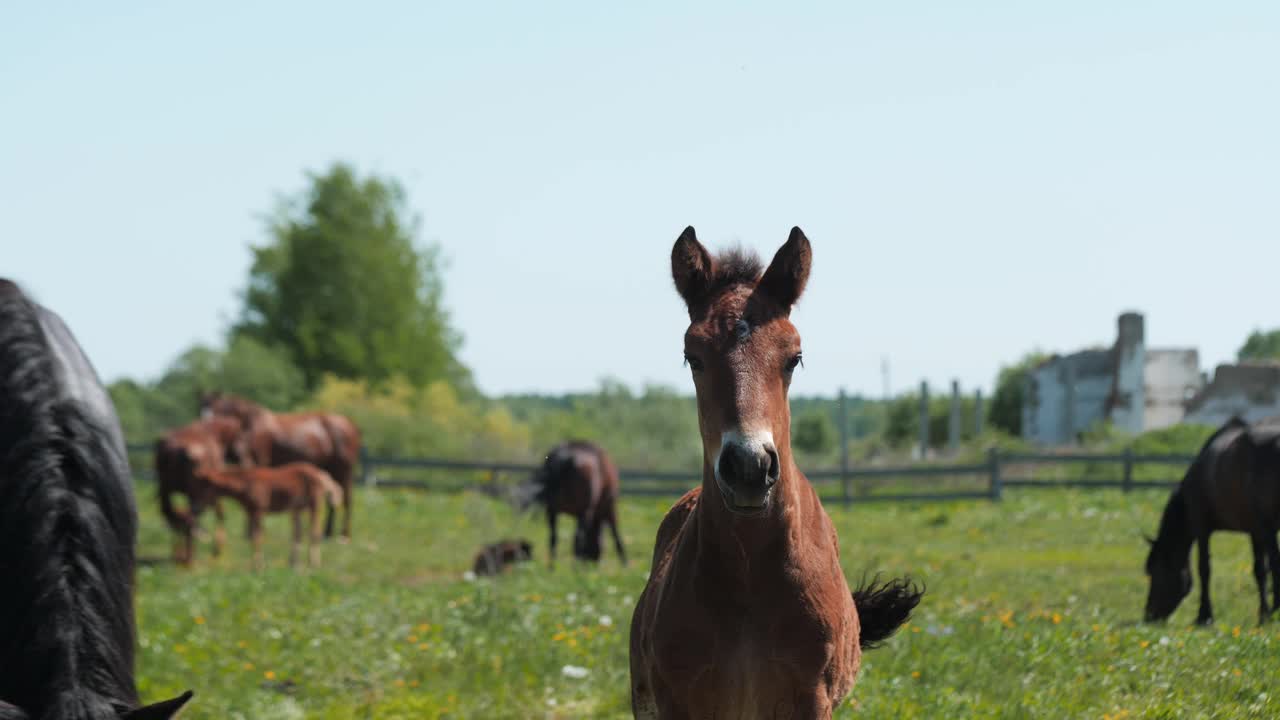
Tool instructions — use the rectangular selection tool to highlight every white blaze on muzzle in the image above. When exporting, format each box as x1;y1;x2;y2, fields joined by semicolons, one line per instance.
715;429;776;488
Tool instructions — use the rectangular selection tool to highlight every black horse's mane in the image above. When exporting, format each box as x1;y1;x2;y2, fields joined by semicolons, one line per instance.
1149;417;1249;564
0;281;139;718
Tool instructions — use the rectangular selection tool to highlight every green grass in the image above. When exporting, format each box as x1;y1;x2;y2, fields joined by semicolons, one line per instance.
135;485;1280;719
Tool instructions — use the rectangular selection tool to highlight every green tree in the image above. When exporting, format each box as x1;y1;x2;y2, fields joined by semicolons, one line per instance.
108;338;307;442
237;163;468;390
792;410;835;455
1238;329;1280;362
217;335;308;411
883;392;980;449
988;352;1047;436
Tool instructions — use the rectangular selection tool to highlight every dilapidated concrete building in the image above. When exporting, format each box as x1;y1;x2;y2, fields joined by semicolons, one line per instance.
1022;313;1203;445
1182;362;1280;427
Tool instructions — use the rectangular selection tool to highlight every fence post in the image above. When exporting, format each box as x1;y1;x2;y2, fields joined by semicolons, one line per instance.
948;379;961;452
1122;446;1133;493
360;446;377;487
839;387;851;507
974;389;985;437
988;447;1003;501
919;380;930;459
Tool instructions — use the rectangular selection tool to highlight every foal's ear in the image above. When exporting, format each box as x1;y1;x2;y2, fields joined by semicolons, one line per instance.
671;226;714;309
758;227;812;310
121;690;194;720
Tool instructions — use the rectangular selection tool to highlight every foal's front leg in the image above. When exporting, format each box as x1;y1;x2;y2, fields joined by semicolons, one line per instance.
1196;534;1214;625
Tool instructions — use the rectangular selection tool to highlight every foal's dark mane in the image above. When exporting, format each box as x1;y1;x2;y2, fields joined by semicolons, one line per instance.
708;246;764;293
0;282;139;718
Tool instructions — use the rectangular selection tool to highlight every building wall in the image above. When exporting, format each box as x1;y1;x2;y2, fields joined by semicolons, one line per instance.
1025;350;1113;445
1183;363;1280;427
1110;312;1146;434
1143;349;1202;431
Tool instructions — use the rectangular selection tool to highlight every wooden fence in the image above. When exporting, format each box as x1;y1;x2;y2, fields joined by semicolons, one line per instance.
125;443;1196;506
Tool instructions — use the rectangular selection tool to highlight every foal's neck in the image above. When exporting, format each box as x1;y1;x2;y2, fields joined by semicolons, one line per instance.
209;468;252;496
697;451;817;577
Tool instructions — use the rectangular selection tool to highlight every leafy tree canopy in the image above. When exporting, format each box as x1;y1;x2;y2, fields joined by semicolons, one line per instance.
237;163;469;390
1238;329;1280;362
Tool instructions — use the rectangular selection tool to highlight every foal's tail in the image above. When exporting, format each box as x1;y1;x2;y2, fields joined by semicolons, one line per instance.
314;469;345;509
852;575;925;650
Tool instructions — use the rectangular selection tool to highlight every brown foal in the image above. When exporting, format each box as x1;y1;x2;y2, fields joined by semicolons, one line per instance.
629;227;922;719
192;462;344;570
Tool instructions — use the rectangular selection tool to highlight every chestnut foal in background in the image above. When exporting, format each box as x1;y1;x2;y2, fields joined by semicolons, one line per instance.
630;228;923;719
192;462;344;570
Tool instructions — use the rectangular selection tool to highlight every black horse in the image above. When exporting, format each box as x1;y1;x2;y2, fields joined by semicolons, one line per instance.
0;279;192;719
1144;415;1280;624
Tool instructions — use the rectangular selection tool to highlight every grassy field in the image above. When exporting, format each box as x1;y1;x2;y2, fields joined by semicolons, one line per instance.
134;484;1280;719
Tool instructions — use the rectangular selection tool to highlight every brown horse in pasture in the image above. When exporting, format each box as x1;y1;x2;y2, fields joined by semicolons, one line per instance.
200;392;361;541
518;440;627;566
154;416;242;564
0;278;193;719
629;228;923;719
1145;416;1280;624
191;462;344;570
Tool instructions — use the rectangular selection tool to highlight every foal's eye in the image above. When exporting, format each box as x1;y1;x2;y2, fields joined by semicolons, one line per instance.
785;353;804;373
683;353;704;372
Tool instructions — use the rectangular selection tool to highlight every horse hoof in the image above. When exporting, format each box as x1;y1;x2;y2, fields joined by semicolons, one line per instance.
1195;616;1214;626
337;537;351;546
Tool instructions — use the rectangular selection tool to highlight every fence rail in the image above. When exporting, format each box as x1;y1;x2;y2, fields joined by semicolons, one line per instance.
125;442;1197;506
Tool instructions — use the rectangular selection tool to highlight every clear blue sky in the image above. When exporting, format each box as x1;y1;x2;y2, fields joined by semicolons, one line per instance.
4;2;1277;398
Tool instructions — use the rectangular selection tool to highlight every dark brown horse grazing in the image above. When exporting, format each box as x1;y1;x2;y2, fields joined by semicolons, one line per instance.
629;229;923;719
191;462;344;570
199;392;361;541
154;416;242;565
0;279;193;719
1145;416;1280;624
518;440;627;566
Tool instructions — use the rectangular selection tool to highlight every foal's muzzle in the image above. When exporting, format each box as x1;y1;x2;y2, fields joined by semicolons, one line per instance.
715;433;780;514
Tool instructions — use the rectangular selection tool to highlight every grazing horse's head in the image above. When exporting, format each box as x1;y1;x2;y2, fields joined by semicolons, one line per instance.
1143;489;1193;622
671;227;810;517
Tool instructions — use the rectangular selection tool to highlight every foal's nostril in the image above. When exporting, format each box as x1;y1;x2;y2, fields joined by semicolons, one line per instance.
764;444;780;486
717;450;738;487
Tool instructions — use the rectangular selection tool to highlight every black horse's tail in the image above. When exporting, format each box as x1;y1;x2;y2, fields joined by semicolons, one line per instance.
513;472;550;513
852;575;924;650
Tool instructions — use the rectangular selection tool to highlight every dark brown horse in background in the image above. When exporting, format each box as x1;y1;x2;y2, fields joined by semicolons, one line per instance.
154;416;242;565
629;229;922;719
1145;415;1280;624
518;440;627;566
0;279;192;719
200;392;361;541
